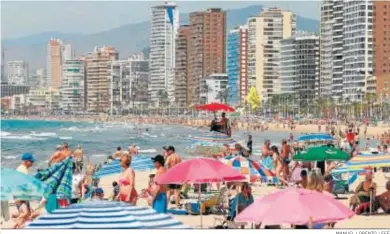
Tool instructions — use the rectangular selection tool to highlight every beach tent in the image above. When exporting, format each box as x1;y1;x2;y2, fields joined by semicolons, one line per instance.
35;157;73;201
27;201;188;229
93;155;154;179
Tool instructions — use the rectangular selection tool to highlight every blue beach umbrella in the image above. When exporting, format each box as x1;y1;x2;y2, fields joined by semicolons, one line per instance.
1;168;50;201
26;201;189;229
296;133;334;143
35;157;73;200
93;155;154;179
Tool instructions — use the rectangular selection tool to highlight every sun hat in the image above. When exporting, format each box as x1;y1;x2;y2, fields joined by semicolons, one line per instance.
22;153;35;162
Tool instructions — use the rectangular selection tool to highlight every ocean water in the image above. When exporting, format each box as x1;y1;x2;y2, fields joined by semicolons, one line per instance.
1;119;290;169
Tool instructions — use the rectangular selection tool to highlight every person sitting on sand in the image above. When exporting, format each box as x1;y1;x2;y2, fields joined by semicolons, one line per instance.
92;188;105;201
48;145;63;165
119;152;138;205
12;200;31;229
375;180;390;214
296;170;308;189
307;169;324;192
151;155;168;213
349;170;377;211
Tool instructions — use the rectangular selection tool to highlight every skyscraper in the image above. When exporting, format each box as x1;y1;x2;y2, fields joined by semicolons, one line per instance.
175;25;190;108
46;39;63;89
1;47;5;83
320;0;375;101
61;60;85;111
86;46;118;112
187;8;226;105
280;32;320;107
374;1;390;102
149;2;179;106
36;68;46;88
227;26;248;105
247;17;258;89
62;44;75;61
252;8;296;101
7;61;29;85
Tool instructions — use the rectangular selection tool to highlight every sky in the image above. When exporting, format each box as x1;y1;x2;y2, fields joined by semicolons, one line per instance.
1;0;320;39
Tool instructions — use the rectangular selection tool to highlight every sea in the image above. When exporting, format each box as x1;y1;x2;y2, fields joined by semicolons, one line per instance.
1;119;291;169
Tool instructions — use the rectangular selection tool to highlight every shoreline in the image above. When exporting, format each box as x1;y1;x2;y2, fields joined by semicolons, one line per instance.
3;116;390;137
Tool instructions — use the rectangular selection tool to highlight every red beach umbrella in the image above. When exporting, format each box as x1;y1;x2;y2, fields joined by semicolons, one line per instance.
195;103;235;112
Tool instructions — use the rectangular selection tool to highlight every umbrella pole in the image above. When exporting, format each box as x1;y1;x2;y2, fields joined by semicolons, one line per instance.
199;185;203;228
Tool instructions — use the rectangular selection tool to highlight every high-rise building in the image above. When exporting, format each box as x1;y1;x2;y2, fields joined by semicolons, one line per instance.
46;39;63;89
280;32;320;107
86;46;118;112
374;1;390;102
7;61;29;85
175;25;190;108
187;8;226;106
227;26;248;106
320;0;374;101
247;17;258;89
60;60;85;111
1;47;5;83
149;2;179;106
252;8;296;101
199;73;228;104
36;68;46;88
62;44;75;61
108;56;149;115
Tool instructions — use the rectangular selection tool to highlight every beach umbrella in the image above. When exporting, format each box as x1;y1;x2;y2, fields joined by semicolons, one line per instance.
221;156;278;183
1;168;50;201
185;141;227;156
26;201;188;229
93;156;155;179
35;156;73;200
293;146;350;162
156;158;245;228
195;103;235;112
296;133;334;143
345;153;390;169
192;131;235;144
235;188;354;226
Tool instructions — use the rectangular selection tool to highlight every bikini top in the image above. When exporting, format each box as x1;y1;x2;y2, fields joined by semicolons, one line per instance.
119;168;134;186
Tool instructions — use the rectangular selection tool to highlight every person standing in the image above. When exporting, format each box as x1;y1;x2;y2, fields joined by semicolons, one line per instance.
280;140;291;181
261;140;273;159
73;145;83;174
118;152;138;205
165;146;182;209
17;153;35;174
48;145;62;166
247;135;253;155
151;155;168;213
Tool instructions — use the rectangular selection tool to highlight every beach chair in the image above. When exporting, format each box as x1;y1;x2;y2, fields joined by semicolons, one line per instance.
213;195;247;229
185;186;227;215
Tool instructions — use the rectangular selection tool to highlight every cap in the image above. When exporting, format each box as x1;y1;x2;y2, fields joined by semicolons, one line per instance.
163;146;175;152
22;153;35;162
151;155;165;165
95;188;104;194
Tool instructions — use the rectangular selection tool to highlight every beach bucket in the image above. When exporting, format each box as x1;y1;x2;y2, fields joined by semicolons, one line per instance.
58;198;69;208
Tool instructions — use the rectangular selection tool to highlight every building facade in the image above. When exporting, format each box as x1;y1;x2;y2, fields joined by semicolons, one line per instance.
320;0;375;101
36;68;46;88
199;73;228;104
187;8;226;106
253;8;296;101
26;88;61;112
149;2;179;106
1;84;30;98
175;25;190;108
374;1;390;103
227;26;248;106
109;56;149;115
62;44;75;61
247;17;258;89
86;46;118;112
60;60;85;111
1;47;5;83
46;39;63;89
7;61;29;85
280;32;320;106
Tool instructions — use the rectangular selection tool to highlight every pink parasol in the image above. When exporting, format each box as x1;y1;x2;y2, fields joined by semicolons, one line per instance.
235;188;354;226
156;158;246;184
195;103;235;112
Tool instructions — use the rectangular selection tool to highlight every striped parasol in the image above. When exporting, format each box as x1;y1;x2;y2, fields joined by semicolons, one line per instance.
93;155;154;179
26;201;188;229
192;131;235;144
35;156;73;200
296;133;335;143
345;153;390;169
221;156;278;183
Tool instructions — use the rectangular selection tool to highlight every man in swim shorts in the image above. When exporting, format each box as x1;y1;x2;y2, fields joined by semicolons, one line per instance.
151;155;168;213
164;146;182;208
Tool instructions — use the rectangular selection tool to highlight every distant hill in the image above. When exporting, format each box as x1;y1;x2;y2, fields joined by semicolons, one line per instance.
2;5;319;71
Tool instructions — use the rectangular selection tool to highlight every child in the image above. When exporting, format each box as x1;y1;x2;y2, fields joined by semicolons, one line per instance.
12;201;31;229
140;174;156;206
111;181;120;201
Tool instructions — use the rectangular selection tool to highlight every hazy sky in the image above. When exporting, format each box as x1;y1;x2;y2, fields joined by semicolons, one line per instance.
1;1;320;39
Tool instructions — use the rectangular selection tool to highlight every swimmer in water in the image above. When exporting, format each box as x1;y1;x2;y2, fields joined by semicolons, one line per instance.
146;128;149;132
138;128;142;135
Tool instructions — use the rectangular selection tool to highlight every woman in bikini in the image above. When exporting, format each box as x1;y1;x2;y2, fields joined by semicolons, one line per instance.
271;145;288;186
119;152;138;205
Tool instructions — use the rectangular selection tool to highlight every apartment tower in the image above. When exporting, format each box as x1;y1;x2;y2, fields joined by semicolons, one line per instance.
60;60;85;111
187;8;226;105
227;25;248;105
7;61;29;85
253;8;296;101
175;25;190;108
149;2;179;106
86;46;118;112
374;1;390;102
46;39;62;89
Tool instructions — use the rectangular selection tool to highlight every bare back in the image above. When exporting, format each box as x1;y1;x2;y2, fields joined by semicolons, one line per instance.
74;149;83;160
155;167;167;193
166;153;181;169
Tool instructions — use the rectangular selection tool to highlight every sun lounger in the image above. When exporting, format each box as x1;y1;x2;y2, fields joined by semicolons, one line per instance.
185;187;227;215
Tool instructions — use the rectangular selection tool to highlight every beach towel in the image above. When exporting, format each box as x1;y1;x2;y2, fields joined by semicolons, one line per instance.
167;209;188;215
152;193;167;214
45;194;59;214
